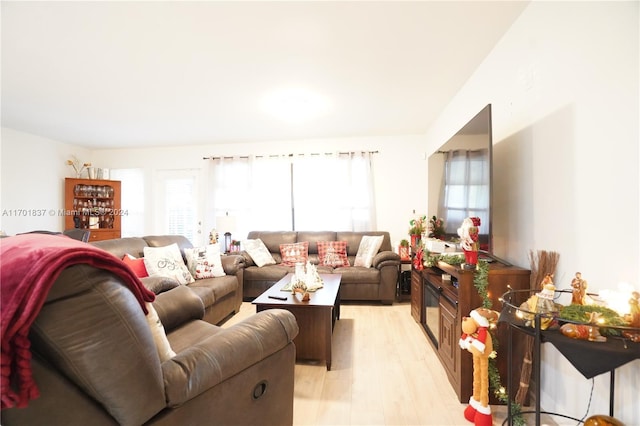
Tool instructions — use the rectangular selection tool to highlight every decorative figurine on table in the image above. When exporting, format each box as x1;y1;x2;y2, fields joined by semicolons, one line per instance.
622;291;640;342
570;272;588;305
290;280;310;301
459;308;499;426
560;312;607;342
457;217;481;269
304;261;324;291
518;274;561;330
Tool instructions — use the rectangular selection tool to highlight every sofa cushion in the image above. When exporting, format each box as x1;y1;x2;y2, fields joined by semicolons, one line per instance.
143;243;195;285
242;238;276;267
91;237;148;259
317;241;349;268
189;275;238;305
247;231;296;253
354;235;384;268
122;254;149;278
184;244;226;279
296;231;337;255
279;242;309;266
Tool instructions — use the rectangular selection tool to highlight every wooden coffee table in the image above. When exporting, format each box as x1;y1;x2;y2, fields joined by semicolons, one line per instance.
252;273;341;370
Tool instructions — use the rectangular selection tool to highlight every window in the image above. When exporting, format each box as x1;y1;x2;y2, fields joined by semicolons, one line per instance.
440;150;489;234
155;170;200;244
208;152;375;237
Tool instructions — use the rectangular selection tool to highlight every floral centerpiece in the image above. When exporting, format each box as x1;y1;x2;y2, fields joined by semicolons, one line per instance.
428;215;445;239
457;217;481;267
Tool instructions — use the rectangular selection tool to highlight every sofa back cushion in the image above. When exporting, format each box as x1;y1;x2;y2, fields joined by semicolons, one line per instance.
247;231;297;263
337;231;392;256
91;237;148;259
143;235;194;261
31;264;166;426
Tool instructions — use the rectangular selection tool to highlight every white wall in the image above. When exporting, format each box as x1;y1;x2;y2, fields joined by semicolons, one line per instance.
425;2;639;423
84;135;429;246
0;128;91;234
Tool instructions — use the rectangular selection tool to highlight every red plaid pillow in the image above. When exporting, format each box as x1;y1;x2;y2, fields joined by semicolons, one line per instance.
279;242;309;266
317;241;349;268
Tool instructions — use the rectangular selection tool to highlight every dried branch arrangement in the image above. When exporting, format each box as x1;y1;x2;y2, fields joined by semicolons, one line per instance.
515;249;560;405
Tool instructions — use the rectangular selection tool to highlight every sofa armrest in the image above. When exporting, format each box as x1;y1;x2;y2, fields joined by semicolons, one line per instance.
372;250;401;269
153;285;205;331
161;309;298;406
221;254;246;275
140;276;180;294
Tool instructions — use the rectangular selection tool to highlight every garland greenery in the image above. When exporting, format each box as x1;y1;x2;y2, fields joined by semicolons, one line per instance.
475;260;525;426
559;304;627;337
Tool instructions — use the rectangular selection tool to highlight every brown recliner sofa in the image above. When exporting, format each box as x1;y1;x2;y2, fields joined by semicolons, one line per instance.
242;231;400;304
92;235;245;325
2;262;299;426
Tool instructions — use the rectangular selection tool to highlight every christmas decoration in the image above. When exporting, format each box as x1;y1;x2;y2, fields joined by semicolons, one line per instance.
460;307;499;426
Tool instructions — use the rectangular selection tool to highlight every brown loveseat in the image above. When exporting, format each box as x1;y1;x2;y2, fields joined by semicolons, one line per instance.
242;231;400;304
91;235;245;325
3;257;299;425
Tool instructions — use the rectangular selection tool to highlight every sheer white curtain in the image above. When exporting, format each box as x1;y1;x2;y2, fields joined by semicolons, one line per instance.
439;149;489;234
208;152;376;236
208;155;291;240
109;168;144;237
292;151;375;231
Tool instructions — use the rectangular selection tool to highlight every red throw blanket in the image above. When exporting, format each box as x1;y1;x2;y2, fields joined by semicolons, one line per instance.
0;233;155;410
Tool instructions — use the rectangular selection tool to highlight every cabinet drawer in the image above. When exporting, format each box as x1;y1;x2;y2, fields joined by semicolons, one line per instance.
88;230;121;242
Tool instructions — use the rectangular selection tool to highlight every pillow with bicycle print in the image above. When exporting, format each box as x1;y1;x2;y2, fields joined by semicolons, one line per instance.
143;243;194;285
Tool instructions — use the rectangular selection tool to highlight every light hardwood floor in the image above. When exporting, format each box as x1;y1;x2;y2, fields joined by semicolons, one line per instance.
224;300;542;426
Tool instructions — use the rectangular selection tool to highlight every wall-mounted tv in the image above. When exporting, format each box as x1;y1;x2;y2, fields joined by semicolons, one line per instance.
428;104;493;253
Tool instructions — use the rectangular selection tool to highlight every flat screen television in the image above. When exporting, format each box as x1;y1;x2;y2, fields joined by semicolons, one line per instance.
427;104;493;254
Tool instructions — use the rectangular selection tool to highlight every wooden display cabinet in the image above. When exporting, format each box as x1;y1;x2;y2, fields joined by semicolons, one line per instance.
64;178;122;242
418;259;530;404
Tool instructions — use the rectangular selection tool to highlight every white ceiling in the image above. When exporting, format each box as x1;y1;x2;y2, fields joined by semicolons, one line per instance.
1;1;528;149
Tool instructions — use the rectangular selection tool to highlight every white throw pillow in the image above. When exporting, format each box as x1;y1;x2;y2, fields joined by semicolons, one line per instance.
243;238;276;267
184;244;226;279
145;302;176;362
143;243;194;285
354;235;384;268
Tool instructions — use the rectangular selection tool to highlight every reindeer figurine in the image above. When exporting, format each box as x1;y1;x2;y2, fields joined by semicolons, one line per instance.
459;307;499;426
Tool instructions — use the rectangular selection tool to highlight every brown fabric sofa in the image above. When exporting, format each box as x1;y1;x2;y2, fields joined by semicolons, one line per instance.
2;259;299;426
242;231;400;304
91;235;245;325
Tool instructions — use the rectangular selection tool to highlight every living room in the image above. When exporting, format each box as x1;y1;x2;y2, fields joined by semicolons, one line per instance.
1;1;638;425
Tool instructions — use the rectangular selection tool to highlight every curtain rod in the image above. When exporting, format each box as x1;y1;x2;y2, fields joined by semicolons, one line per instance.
436;148;487;154
203;151;378;160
